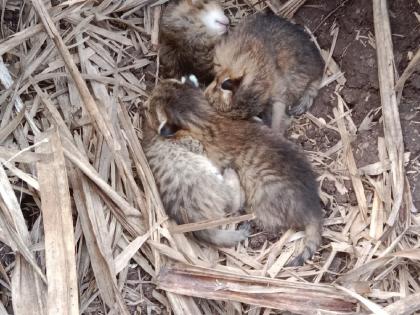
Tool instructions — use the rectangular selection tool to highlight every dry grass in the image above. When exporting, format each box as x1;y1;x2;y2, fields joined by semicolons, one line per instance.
0;0;419;314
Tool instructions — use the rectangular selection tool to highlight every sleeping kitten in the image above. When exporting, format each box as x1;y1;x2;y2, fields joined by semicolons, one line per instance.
147;76;323;266
159;0;229;85
143;111;248;247
205;10;324;133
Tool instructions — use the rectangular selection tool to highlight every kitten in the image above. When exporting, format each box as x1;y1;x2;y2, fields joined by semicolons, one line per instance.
143;112;248;247
159;0;229;85
147;76;323;266
205;10;324;133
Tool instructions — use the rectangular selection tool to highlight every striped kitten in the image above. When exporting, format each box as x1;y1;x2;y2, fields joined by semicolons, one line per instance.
159;0;229;85
148;76;323;265
205;10;324;134
143;109;248;247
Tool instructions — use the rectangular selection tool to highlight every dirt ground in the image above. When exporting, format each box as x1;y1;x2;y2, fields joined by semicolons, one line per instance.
295;0;420;209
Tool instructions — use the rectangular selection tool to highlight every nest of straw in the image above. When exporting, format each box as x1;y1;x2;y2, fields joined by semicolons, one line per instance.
0;0;419;314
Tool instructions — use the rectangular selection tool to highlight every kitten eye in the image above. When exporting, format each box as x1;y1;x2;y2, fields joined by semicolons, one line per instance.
221;79;234;91
159;122;179;137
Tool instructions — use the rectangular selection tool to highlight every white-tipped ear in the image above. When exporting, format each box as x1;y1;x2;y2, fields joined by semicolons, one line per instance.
188;74;199;87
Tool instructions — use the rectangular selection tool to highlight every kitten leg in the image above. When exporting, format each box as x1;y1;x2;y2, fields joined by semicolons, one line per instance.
194;223;250;247
222;168;245;212
271;100;291;135
286;220;322;266
288;79;321;116
193;168;249;248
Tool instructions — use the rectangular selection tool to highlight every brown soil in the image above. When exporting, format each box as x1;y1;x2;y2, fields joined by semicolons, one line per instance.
294;0;420;208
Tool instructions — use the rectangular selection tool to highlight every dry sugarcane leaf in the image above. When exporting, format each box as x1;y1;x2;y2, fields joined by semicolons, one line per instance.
0;157;39;191
372;0;405;226
10;255;47;315
114;230;152;274
369;191;384;240
334;97;368;222
0;169;46;281
148;241;190;264
358;152;410;176
35;129;79;315
68;167;130;315
117;237;156;278
62;137;144;236
381;292;420;315
395;48;420;94
0;302;8;315
31;0;148;220
265;0;304;18
337;256;394;284
169;214;255;234
0;146;43;164
391;249;420;261
320;49;347;86
0;166;47;315
336;285;387;315
166;293;204;315
35;82;144;235
0;4;78;55
151;6;161;46
157;263;357;314
0;58;39;133
0;107;25;144
278;0;307;19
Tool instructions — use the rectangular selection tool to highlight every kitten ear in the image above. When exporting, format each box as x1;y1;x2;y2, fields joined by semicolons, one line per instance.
181;75;200;88
187;74;199;87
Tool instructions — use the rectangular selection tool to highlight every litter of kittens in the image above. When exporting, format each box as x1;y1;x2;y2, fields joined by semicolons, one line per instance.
0;0;419;314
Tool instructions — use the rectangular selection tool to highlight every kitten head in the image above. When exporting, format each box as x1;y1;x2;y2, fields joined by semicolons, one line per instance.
146;75;215;138
204;36;271;120
161;0;229;39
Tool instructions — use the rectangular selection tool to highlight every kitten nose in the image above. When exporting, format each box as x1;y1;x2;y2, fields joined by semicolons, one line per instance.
216;15;229;26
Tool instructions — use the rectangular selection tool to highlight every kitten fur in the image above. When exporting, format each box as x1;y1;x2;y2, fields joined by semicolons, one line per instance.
205;11;324;133
143;122;248;247
159;0;229;85
148;77;323;266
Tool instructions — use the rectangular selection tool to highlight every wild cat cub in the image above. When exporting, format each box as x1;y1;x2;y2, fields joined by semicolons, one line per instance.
148;76;323;266
205;10;324;133
143;107;249;247
159;0;229;85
